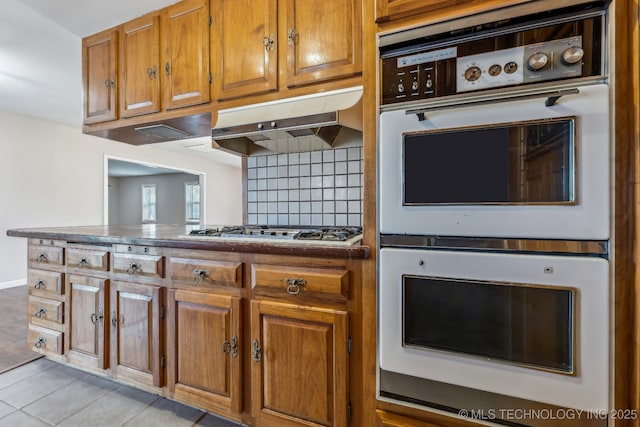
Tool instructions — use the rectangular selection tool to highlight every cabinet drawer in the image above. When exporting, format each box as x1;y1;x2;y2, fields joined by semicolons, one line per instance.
170;257;242;287
252;265;349;297
28;296;64;330
113;253;165;279
67;247;110;272
29;245;64;267
28;324;63;355
28;269;64;297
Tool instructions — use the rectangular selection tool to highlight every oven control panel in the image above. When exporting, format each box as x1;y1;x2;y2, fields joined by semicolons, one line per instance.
379;6;603;106
457;37;583;92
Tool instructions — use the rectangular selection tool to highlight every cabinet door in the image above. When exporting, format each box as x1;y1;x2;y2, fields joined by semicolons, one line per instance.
66;275;109;369
283;0;362;88
212;0;278;100
162;0;210;110
110;281;164;387
167;289;242;419
251;300;349;427
120;14;161;118
83;29;118;124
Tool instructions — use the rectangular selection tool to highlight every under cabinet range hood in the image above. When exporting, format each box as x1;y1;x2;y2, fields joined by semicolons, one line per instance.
211;86;363;155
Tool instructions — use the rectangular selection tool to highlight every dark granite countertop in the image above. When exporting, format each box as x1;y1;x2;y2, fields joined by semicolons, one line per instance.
7;224;369;259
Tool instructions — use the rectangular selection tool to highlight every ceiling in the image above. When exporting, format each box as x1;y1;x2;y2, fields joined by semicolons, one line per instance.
108;159;189;177
1;0;240;168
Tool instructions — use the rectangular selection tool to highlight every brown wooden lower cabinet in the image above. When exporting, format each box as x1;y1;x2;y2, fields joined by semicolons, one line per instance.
166;288;243;420
250;299;349;427
22;241;362;427
65;274;109;369
110;281;164;388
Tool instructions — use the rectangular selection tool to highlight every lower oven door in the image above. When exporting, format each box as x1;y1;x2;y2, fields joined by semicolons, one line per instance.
378;83;609;240
379;247;609;413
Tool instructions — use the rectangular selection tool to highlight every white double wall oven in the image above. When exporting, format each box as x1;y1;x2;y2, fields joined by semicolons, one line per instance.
376;2;612;426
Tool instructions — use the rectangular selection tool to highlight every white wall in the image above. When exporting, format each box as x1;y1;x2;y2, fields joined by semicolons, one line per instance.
0;110;242;285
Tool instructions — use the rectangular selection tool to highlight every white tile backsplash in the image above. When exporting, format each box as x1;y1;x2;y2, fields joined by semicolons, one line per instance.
246;147;363;227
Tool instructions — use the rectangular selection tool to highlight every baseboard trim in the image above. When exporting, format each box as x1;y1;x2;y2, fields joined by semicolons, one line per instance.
0;279;27;290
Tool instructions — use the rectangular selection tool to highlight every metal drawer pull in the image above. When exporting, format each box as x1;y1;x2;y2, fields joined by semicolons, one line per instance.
193;269;210;283
222;335;239;358
34;336;47;348
127;262;142;275
252;338;262;362
284;277;307;295
78;258;89;268
111;311;117;327
90;308;104;325
34;307;47;318
34;279;46;289
36;253;48;263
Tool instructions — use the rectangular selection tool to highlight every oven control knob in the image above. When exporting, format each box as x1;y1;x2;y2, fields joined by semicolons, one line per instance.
527;53;549;71
411;80;419;91
398;83;405;93
426;79;433;89
561;46;584;65
488;64;502;76
504;61;518;74
464;66;482;82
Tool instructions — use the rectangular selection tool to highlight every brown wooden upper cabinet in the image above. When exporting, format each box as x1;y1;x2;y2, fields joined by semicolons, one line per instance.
83;0;210;124
83;29;118;124
376;0;473;23
162;0;211;110
212;0;362;101
119;14;161;118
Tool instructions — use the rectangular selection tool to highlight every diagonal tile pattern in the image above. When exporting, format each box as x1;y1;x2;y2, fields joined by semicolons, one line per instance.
0;359;246;427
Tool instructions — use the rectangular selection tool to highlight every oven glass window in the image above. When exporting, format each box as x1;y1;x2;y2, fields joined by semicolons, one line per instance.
403;118;574;205
403;276;574;373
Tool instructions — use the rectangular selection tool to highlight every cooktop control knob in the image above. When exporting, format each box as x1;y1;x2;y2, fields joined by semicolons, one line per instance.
527;52;549;71
561;46;584;65
398;82;405;93
464;66;482;82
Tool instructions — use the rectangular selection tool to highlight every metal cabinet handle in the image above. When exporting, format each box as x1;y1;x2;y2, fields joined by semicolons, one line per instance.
165;62;171;76
111;311;117;327
287;28;297;46
222;335;239;358
90;308;104;325
34;336;46;348
263;34;275;52
78;258;89;268
36;253;48;263
34;279;46;290
34;307;47;318
284;277;307;295
146;65;157;80
104;79;115;88
252;338;261;362
193;269;209;284
127;262;141;275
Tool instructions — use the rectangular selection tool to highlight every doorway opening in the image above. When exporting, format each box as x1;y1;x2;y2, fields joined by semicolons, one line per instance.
104;156;205;226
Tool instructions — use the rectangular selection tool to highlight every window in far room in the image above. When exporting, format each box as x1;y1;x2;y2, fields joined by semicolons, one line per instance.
185;182;201;223
142;184;157;223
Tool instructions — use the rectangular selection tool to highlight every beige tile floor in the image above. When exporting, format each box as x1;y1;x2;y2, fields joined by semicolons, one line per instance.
0;359;244;427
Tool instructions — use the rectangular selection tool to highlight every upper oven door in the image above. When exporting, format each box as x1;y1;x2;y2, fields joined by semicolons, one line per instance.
378;83;609;239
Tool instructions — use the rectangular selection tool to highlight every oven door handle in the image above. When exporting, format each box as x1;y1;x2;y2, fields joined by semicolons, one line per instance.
407;88;580;121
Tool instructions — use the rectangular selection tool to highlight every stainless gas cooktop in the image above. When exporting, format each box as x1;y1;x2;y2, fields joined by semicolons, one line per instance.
184;225;363;246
